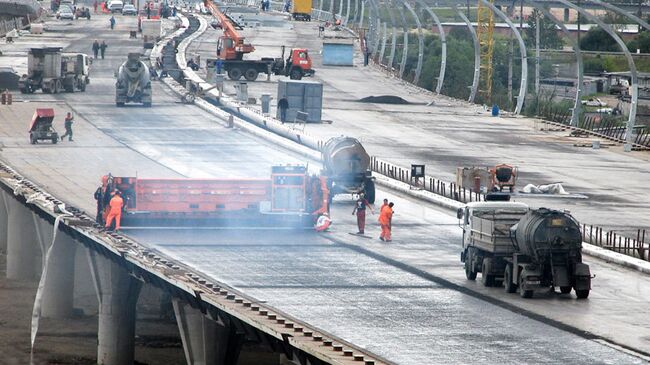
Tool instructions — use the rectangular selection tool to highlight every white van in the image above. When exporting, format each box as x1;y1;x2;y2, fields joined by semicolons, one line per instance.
108;0;124;13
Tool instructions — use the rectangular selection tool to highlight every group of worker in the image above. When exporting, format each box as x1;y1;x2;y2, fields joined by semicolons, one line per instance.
91;40;109;59
94;179;125;231
352;195;394;242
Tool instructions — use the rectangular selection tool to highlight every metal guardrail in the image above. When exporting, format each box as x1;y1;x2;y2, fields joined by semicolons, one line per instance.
583;225;649;262
370;156;484;203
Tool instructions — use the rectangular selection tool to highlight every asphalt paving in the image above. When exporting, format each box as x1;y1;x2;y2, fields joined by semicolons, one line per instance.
0;6;649;365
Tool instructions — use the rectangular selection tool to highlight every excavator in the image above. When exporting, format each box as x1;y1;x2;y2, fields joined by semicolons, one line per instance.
203;0;315;81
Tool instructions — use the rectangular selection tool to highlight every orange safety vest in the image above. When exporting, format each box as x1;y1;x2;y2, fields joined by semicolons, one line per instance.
109;195;124;214
378;205;392;225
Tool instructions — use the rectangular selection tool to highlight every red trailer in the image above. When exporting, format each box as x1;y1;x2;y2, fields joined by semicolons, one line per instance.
29;108;59;144
99;165;329;229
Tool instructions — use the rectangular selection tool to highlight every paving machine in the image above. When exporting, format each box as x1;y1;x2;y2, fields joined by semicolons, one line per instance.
29;108;59;144
321;136;375;203
115;53;152;107
458;199;591;299
204;0;315;81
98;165;329;228
19;47;91;94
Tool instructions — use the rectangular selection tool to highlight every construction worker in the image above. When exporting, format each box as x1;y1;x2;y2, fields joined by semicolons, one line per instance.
60;112;74;141
352;193;373;234
379;202;394;242
92;40;99;59
93;0;98;13
278;98;289;122
109;15;116;30
105;190;124;231
99;41;108;59
94;185;104;224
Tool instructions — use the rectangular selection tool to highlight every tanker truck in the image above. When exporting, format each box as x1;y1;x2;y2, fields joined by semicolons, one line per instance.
458;199;591;299
115;53;152;107
321;136;375;204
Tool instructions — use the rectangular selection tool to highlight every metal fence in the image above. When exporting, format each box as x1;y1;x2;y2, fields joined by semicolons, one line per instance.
583;225;649;262
370;156;485;204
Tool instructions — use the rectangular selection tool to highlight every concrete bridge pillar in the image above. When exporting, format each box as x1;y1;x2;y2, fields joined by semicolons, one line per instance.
5;194;39;280
35;217;77;318
89;252;142;365
174;299;245;365
174;298;218;365
0;191;8;253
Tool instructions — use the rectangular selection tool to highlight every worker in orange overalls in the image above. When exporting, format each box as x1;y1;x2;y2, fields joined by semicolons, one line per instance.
378;202;394;242
105;190;124;231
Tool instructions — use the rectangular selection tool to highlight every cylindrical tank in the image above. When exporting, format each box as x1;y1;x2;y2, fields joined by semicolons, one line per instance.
513;208;582;262
118;54;150;98
321;136;370;177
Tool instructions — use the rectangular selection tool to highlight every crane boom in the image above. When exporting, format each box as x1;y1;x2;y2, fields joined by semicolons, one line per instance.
204;0;254;60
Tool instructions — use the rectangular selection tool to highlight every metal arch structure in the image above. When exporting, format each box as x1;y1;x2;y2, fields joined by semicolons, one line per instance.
385;0;398;70
358;0;365;28
545;0;638;150
345;0;351;25
365;0;383;61
414;0;447;93
479;0;528;115
454;5;480;103
402;1;424;85
527;1;583;127
379;21;388;63
395;2;411;80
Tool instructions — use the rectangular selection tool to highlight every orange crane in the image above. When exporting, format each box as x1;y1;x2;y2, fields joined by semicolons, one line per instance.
204;0;254;60
203;0;315;81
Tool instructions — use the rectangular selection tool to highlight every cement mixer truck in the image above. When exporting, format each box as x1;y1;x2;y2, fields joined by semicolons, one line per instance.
115;53;152;107
458;199;591;299
321;136;375;204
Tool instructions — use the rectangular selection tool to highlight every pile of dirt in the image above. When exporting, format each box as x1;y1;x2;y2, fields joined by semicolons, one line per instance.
358;95;410;104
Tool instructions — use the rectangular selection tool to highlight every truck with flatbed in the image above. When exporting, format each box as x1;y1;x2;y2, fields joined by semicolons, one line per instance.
458;199;591;299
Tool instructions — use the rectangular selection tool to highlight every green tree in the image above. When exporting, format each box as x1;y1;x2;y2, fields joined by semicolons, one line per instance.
525;9;564;50
627;31;650;53
580;27;620;52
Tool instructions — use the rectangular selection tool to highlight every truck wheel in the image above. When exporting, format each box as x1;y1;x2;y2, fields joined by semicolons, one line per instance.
30;134;37;144
80;80;86;91
575;289;590;299
290;68;303;80
464;259;476;280
228;68;242;80
519;275;534;298
116;102;125;107
481;258;495;287
560;286;572;294
504;265;517;293
364;179;375;204
143;102;152;107
244;68;258;81
52;136;58;144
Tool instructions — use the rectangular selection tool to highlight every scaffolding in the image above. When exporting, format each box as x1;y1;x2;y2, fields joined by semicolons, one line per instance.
477;0;495;101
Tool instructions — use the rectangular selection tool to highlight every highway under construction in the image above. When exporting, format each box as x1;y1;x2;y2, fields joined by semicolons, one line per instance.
1;0;650;364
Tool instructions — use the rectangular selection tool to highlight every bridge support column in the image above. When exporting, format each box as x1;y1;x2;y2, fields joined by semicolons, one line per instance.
36;217;77;318
0;191;8;253
89;252;142;365
5;194;38;280
174;298;218;365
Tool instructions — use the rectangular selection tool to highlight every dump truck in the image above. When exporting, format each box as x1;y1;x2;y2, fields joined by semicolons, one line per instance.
215;46;315;81
291;0;312;21
458;200;591;299
141;19;161;49
98;165;329;228
115;53;152;107
321;136;375;204
19;47;91;94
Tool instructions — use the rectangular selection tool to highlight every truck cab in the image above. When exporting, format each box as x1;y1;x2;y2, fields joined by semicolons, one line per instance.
287;48;314;79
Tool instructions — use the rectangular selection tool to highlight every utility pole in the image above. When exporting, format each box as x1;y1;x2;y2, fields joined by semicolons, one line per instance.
577;0;581;45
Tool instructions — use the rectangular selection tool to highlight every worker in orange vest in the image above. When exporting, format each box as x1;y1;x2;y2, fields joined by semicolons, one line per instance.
378;202;394;242
105;190;124;231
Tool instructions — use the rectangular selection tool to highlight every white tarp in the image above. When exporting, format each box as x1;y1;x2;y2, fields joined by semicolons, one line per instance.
522;183;569;195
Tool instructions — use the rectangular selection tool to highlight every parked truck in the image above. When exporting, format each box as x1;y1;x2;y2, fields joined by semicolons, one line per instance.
141;19;161;49
291;0;312;21
19;47;91;94
115;53;152;107
458;200;591;299
321;136;375;204
216;46;315;81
